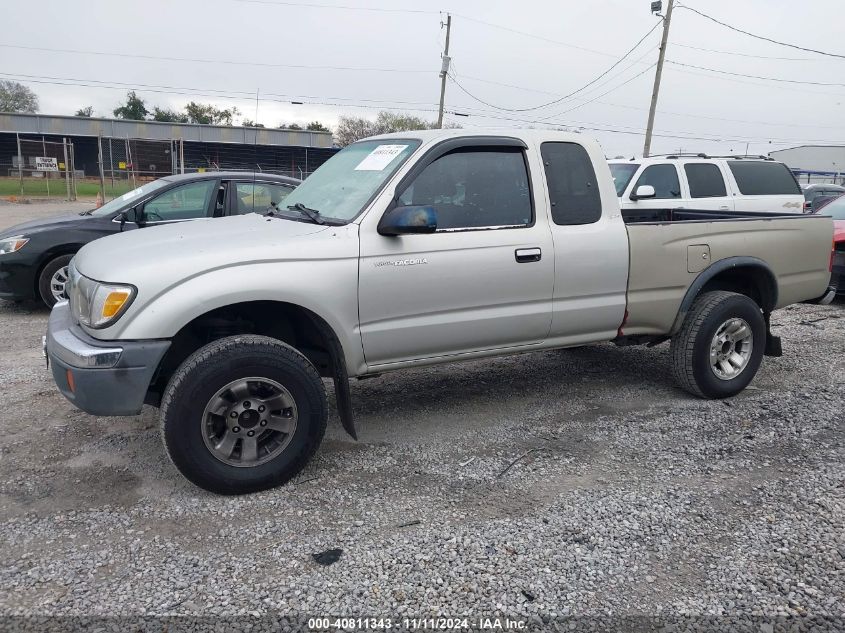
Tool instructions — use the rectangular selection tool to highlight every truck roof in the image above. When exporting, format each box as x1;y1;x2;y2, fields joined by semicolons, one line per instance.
365;128;595;145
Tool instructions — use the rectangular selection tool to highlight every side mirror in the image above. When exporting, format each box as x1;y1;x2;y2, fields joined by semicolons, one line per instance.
630;184;656;201
377;205;437;236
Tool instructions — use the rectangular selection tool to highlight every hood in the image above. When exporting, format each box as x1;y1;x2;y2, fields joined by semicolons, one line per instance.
0;212;92;237
74;213;341;285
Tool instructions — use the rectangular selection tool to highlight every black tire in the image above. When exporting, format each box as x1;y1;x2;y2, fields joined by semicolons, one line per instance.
37;254;74;308
670;291;766;399
160;335;328;494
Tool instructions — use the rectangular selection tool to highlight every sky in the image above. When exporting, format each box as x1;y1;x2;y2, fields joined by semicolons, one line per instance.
3;0;845;157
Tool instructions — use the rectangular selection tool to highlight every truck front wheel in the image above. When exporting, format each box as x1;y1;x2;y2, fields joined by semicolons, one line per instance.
670;291;766;399
160;335;328;494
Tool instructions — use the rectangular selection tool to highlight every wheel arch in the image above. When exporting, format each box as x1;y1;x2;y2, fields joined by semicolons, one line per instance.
33;244;84;296
147;299;358;438
671;256;778;335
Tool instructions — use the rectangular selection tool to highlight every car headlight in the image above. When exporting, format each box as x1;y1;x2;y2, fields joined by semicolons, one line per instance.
0;235;29;255
68;266;136;329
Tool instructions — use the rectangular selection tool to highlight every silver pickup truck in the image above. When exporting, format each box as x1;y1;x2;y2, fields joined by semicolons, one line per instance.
45;130;835;494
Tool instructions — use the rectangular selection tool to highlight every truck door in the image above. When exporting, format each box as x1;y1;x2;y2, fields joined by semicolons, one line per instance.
540;142;629;341
358;140;555;367
681;162;734;211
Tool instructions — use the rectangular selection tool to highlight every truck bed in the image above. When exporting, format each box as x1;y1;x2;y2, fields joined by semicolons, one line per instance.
621;208;833;337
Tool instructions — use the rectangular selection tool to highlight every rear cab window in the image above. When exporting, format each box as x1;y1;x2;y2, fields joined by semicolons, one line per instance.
727;161;801;196
542;142;602;225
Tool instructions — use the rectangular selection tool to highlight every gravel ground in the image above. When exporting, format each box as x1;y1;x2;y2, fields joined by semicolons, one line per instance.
0;203;842;631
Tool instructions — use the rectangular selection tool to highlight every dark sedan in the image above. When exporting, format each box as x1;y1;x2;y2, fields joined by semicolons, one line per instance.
0;172;299;307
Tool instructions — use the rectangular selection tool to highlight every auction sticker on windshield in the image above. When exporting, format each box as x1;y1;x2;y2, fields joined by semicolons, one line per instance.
355;144;409;171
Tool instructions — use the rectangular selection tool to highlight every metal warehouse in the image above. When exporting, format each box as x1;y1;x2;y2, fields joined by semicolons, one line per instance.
769;145;845;185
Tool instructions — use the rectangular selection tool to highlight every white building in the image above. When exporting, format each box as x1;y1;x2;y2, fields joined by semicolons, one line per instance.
768;145;845;185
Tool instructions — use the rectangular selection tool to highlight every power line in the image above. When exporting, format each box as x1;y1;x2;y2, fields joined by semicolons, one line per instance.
672;42;810;61
449;13;650;61
664;64;845;97
233;0;436;12
445;20;661;113
666;60;845;87
537;63;657;121
676;4;845;60
0;73;441;114
451;72;845;130
0;71;439;107
0;43;432;74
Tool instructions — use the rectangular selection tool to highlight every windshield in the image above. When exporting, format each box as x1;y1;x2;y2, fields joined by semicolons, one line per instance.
819;195;845;220
609;163;639;197
89;179;171;216
280;139;420;222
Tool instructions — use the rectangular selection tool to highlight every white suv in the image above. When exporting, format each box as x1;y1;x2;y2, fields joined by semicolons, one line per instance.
609;154;804;214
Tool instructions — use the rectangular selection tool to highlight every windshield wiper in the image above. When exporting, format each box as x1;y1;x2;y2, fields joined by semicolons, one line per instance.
286;202;326;225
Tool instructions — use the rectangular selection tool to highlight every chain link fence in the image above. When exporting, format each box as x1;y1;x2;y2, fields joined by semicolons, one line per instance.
2;134;335;202
4;137;78;200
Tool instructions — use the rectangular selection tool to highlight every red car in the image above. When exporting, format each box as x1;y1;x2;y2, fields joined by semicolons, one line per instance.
814;194;845;294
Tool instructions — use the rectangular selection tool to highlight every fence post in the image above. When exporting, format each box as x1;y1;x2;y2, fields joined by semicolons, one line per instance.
180;138;185;174
42;136;50;198
69;142;77;201
125;137;136;189
62;137;71;201
97;135;106;201
16;133;23;196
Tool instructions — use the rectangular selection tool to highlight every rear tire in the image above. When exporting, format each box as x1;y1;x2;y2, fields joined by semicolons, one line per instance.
670;291;765;399
160;335;328;494
37;254;74;308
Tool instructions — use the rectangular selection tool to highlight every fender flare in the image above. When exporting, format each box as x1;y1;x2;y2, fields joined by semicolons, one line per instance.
670;256;778;334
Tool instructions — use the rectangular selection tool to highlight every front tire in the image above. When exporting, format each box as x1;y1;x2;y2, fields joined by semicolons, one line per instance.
38;254;74;308
160;335;328;494
670;291;766;399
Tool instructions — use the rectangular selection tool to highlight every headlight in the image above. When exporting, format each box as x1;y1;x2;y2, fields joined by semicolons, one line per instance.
68;266;136;329
0;235;29;255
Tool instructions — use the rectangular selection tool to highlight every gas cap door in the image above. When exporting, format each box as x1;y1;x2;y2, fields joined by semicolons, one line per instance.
687;244;711;273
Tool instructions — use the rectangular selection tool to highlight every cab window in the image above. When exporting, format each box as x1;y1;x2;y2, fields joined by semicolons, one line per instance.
234;182;295;214
143;180;216;221
398;147;532;230
634;165;681;199
541;142;602;225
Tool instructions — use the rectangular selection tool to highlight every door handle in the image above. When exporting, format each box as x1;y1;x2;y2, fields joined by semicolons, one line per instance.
515;247;541;263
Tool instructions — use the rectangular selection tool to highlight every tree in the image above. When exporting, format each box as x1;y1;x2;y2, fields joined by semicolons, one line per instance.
74;106;94;117
306;121;330;132
113;91;148;120
279;123;303;130
0;80;38;113
334;110;439;147
152;107;189;123
241;119;265;128
184;102;240;125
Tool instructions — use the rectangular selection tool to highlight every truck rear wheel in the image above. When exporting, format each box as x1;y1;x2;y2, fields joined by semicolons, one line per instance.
160;335;328;494
670;291;765;399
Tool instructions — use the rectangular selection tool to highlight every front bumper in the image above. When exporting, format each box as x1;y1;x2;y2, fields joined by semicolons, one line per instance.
45;301;170;416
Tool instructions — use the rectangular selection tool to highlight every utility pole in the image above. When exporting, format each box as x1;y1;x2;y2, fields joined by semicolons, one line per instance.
436;13;452;129
643;0;674;158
